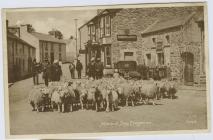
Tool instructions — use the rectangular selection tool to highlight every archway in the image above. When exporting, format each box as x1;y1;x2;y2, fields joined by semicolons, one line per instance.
181;52;194;86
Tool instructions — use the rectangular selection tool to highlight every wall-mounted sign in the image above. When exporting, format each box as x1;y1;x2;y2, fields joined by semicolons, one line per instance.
117;35;137;41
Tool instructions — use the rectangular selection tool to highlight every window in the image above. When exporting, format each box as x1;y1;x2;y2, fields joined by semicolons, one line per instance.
165;35;170;43
100;17;105;38
12;41;15;65
45;42;48;51
59;53;62;61
157;53;164;65
15;41;18;55
152;38;156;44
51;43;54;52
45;52;48;60
59;44;61;52
146;54;151;65
22;44;25;55
88;25;91;40
105;15;111;36
91;25;95;41
22;59;25;71
124;52;134;61
28;47;31;57
105;46;111;66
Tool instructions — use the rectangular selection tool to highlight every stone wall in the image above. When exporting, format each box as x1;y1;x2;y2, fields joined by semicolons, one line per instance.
110;7;200;68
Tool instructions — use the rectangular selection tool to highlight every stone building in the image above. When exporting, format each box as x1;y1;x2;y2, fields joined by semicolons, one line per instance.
7;31;36;82
78;6;205;85
141;11;205;86
8;24;66;63
79;7;199;64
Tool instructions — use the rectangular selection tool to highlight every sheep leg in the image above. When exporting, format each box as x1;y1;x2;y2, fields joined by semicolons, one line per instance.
80;99;84;110
152;99;156;105
57;104;61;113
106;101;110;112
131;99;134;107
62;104;65;113
70;103;73;112
112;103;114;112
95;102;98;112
126;98;128;107
30;101;35;111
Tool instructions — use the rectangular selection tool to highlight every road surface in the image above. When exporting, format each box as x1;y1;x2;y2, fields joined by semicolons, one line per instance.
8;64;208;135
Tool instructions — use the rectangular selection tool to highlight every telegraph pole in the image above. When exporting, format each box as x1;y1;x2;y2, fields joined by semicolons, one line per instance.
74;19;78;58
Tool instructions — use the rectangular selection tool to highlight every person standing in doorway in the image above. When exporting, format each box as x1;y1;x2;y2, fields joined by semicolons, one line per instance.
87;57;96;79
76;59;83;79
32;58;39;85
69;61;75;79
95;58;104;79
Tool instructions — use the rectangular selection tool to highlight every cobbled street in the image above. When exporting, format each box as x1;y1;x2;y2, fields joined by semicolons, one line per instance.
9;64;208;135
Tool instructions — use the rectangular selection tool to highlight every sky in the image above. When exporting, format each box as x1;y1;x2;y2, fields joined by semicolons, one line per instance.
6;9;97;39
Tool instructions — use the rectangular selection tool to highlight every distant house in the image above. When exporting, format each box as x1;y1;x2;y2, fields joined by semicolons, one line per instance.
8;24;66;63
7;31;36;83
31;32;66;63
141;11;205;86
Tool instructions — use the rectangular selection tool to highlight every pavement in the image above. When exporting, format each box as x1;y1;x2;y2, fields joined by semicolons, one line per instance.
8;64;208;135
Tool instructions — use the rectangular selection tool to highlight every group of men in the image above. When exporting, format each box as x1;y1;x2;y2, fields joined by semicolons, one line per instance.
69;59;83;79
86;57;104;80
32;58;62;86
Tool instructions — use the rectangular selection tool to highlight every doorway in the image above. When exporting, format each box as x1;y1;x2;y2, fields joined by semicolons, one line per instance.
182;52;194;85
50;53;54;64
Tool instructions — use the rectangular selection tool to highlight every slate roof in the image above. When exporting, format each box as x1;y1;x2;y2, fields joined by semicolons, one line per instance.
79;9;121;30
7;31;35;48
31;32;66;44
142;13;196;35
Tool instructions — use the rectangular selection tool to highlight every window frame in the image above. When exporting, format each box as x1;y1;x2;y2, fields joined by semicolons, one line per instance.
104;45;112;67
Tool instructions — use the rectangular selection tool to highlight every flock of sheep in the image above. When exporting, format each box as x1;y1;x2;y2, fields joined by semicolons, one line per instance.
28;77;178;113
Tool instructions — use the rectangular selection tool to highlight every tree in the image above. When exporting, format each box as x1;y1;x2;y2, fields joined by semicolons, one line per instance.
48;29;63;39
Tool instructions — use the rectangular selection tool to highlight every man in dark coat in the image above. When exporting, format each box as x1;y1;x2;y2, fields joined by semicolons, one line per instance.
32;58;39;85
87;57;96;79
52;60;62;81
95;58;104;79
76;60;83;79
42;59;50;86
